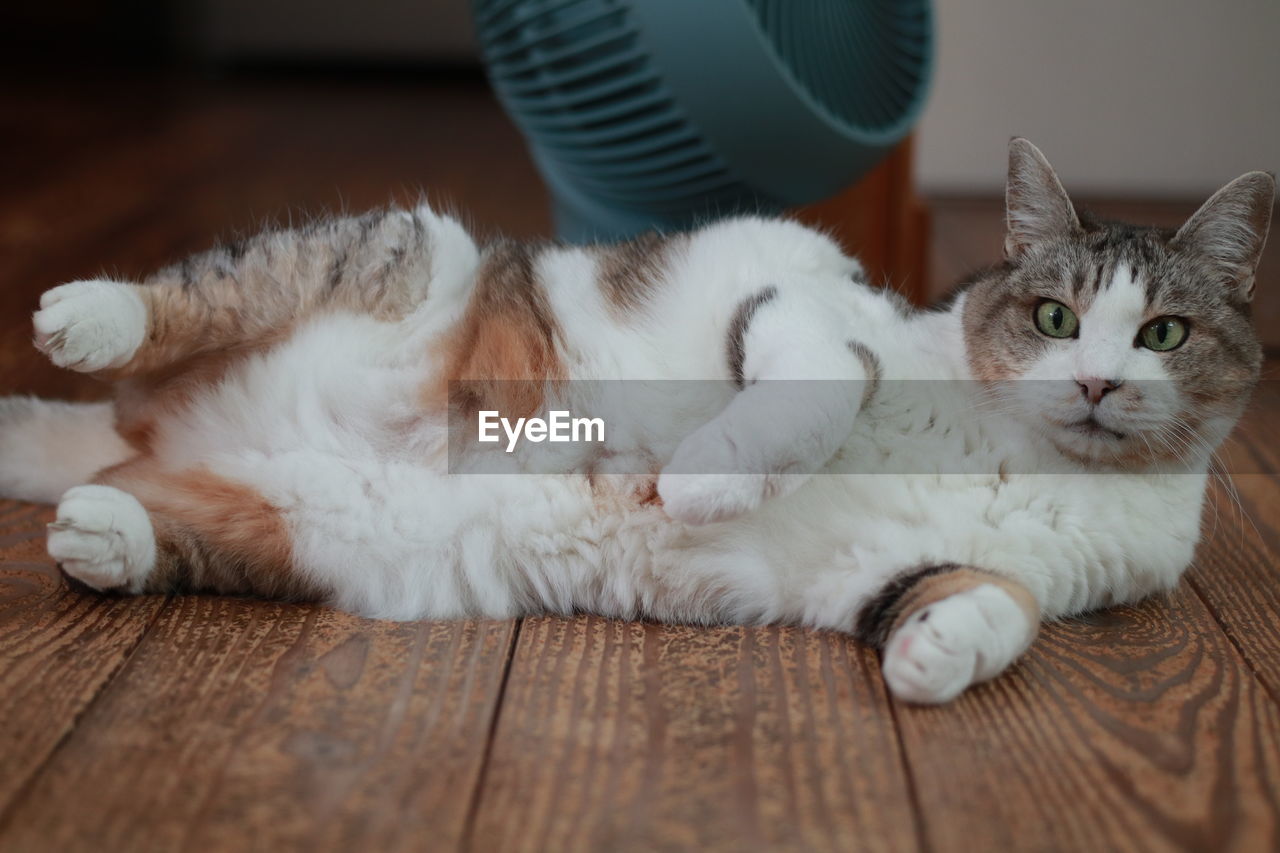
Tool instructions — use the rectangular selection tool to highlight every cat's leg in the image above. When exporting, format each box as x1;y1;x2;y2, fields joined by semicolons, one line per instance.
659;285;878;524
852;565;1040;704
34;205;478;377
51;451;526;618
49;463;319;600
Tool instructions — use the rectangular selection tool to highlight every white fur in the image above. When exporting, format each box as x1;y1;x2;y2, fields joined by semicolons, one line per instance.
34;280;147;372
0;399;132;503
12;212;1219;703
48;485;156;592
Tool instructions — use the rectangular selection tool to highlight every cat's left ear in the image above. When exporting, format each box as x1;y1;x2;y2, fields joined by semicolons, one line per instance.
1004;138;1082;259
1173;171;1275;300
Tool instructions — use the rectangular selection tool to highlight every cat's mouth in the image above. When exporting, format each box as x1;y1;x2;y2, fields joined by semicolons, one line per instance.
1063;415;1126;441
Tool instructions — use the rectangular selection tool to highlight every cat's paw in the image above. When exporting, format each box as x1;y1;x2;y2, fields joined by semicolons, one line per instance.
33;280;147;372
657;472;769;525
882;583;1037;704
657;422;795;524
48;485;156;593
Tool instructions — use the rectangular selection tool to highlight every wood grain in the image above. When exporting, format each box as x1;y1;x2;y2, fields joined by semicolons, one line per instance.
0;500;163;817
1189;475;1280;701
0;597;517;852
470;616;921;853
895;587;1280;852
1184;374;1280;702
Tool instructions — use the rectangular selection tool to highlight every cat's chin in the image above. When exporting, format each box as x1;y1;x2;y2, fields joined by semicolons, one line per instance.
1042;416;1198;471
1048;427;1133;466
1028;408;1145;466
1062;414;1126;441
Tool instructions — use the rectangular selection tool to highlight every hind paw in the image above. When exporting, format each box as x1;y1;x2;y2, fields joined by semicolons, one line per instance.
34;280;146;372
48;485;156;592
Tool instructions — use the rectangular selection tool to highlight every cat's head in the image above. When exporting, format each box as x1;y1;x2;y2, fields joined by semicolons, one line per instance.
963;138;1273;468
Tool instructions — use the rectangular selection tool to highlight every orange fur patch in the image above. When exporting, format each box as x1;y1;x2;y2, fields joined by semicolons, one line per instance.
97;462;312;599
890;568;1039;637
433;241;563;420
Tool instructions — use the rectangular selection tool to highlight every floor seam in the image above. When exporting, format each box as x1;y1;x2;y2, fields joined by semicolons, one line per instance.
883;674;933;853
459;616;524;852
0;594;170;834
1186;574;1280;709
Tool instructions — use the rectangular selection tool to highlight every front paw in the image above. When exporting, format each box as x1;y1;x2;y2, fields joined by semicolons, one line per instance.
881;584;1036;704
34;280;146;372
657;471;770;525
658;422;798;524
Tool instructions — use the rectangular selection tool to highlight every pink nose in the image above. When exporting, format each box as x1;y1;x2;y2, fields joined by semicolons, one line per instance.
1077;377;1120;405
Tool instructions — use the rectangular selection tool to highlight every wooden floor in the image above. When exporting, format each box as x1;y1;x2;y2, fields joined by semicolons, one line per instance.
2;73;1280;852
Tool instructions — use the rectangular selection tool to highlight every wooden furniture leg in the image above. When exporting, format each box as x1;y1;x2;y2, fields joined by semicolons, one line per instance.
793;136;931;304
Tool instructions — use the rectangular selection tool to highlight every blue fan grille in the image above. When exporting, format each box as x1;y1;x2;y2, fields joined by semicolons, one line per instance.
474;0;749;215
475;0;931;234
744;0;930;138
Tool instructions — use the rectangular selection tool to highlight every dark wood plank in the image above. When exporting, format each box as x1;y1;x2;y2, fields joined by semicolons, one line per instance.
0;500;163;816
0;92;263;401
1180;364;1280;699
895;586;1280;852
0;598;517;851
1190;476;1280;700
470;616;921;852
0;75;555;401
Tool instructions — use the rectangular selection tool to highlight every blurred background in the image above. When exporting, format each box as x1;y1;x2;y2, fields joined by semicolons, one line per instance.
10;0;1275;194
1;0;1277;380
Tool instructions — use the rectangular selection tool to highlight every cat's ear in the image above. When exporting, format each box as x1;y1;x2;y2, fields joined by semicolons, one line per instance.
1173;171;1274;300
1004;138;1081;259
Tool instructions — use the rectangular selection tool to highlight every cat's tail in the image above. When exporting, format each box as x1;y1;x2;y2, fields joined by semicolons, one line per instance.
0;397;132;503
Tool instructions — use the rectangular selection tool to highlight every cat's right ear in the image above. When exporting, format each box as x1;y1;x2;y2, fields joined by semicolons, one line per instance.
1172;171;1274;301
1004;138;1081;259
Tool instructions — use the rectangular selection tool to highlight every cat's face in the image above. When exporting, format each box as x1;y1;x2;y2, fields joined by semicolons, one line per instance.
964;139;1273;467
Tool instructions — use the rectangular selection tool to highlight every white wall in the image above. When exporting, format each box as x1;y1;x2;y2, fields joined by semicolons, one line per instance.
916;0;1280;196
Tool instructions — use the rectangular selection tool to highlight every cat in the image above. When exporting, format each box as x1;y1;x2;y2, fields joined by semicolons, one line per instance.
0;139;1271;704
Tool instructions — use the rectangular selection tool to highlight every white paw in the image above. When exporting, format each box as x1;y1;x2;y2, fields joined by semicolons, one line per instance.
34;280;146;372
882;584;1036;704
657;471;768;525
657;420;797;524
48;485;156;593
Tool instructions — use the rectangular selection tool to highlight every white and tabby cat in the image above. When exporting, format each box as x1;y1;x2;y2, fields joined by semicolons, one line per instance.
0;140;1271;703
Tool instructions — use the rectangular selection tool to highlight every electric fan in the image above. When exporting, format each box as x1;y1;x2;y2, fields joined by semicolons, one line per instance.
473;0;932;241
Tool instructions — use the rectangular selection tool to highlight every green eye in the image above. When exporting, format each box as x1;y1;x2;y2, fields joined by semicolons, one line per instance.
1139;317;1189;351
1034;300;1078;338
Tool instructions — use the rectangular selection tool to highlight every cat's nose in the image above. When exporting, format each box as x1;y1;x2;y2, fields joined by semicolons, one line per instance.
1076;376;1121;405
